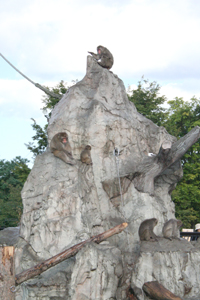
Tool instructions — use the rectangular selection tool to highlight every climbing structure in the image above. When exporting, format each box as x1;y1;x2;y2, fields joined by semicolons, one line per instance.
15;55;200;300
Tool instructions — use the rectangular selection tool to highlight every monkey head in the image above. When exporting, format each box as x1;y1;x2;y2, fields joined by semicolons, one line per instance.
85;145;91;150
152;218;158;226
97;46;102;54
58;132;68;144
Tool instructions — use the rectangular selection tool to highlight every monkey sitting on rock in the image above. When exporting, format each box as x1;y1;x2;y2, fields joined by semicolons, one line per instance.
50;132;75;165
80;145;92;165
138;218;158;242
162;218;182;240
88;45;114;70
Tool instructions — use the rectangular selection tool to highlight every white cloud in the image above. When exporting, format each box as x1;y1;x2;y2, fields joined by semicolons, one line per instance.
1;0;200;161
160;82;200;102
0;79;44;118
1;0;200;81
128;80;200;104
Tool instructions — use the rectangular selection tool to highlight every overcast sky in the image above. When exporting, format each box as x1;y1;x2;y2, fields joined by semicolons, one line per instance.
1;0;200;166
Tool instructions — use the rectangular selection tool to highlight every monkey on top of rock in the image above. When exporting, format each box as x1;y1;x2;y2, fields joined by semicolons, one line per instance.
50;132;75;165
88;45;114;69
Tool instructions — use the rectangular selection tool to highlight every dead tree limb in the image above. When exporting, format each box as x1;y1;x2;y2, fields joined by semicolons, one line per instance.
15;222;128;286
133;140;173;195
103;126;200;196
104;126;200;196
143;281;183;300
133;126;200;194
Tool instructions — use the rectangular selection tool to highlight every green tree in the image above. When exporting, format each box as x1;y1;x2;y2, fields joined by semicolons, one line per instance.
26;80;72;157
165;97;200;228
128;77;168;126
0;157;31;228
25;119;48;157
41;80;71;117
129;80;200;228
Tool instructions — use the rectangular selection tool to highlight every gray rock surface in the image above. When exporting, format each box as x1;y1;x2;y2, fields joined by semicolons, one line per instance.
131;239;200;299
0;226;20;246
15;56;200;299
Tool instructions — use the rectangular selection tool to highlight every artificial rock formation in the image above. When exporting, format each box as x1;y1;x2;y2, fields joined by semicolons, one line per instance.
15;56;200;300
131;239;200;300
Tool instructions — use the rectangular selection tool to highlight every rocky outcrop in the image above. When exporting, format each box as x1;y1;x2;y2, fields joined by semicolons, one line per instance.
0;227;20;246
131;239;200;299
15;56;200;300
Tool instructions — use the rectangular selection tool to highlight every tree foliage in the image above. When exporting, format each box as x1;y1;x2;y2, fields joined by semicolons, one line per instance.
0;157;30;228
41;80;71;116
25;119;48;157
25;80;72;157
128;77;168;126
164;97;200;228
131;81;200;228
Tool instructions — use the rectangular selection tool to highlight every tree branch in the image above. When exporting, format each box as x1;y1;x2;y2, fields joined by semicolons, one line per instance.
15;222;128;286
143;281;183;300
103;126;200;196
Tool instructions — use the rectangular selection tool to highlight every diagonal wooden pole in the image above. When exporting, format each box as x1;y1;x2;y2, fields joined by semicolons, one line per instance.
0;53;62;99
15;222;128;286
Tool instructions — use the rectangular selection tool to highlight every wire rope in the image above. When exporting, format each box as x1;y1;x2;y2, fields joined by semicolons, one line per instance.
0;53;62;99
114;147;130;249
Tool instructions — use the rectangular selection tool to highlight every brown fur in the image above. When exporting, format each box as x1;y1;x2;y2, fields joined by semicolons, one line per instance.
80;145;92;165
50;132;75;165
138;218;158;242
88;45;114;69
162;219;182;240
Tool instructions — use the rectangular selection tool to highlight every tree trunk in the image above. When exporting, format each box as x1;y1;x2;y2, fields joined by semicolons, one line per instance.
15;222;128;286
143;281;183;300
133;140;173;195
0;246;15;300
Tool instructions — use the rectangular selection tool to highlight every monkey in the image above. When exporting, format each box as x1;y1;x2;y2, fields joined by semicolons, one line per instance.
80;145;92;165
162;219;183;240
50;132;75;165
88;45;114;69
138;218;158;242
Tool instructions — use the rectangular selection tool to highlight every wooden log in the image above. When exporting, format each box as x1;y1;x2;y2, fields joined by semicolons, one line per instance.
0;246;15;300
15;222;128;286
157;140;172;164
103;126;200;197
133;140;173;195
143;281;183;300
121;126;200;195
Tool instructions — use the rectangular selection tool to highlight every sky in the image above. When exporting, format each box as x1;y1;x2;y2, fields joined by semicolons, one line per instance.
1;0;200;166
